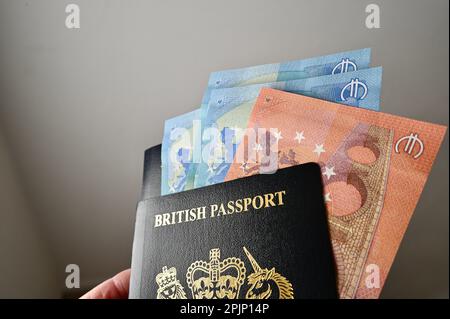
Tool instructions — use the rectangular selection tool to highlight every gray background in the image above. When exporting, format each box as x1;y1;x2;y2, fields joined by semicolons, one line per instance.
0;0;448;298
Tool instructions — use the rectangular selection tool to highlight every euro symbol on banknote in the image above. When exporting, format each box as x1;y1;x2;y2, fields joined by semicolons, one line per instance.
332;58;358;74
394;133;424;159
340;78;368;101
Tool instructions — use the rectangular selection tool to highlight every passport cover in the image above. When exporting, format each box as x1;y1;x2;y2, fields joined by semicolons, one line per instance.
140;144;162;200
130;163;338;299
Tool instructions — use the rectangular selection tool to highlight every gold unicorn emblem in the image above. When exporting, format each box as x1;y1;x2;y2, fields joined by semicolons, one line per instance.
243;247;294;299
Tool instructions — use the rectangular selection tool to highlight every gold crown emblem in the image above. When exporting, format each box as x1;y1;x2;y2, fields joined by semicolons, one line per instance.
156;266;187;299
186;248;246;299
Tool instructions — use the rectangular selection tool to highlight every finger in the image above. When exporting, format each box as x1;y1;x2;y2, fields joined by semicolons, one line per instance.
80;269;131;299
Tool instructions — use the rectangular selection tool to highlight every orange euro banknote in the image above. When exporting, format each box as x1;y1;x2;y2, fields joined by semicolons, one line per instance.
225;88;447;298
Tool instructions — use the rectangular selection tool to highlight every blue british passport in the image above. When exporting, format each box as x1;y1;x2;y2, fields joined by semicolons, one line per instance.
130;162;337;299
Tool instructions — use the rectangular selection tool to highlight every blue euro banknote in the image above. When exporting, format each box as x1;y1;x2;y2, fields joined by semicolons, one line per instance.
201;48;371;107
194;67;382;188
161;109;201;195
207;48;371;89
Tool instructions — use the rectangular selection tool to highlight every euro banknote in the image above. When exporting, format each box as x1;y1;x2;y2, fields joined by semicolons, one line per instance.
161;109;201;195
194;67;382;188
207;48;371;89
201;48;372;117
225;88;447;298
